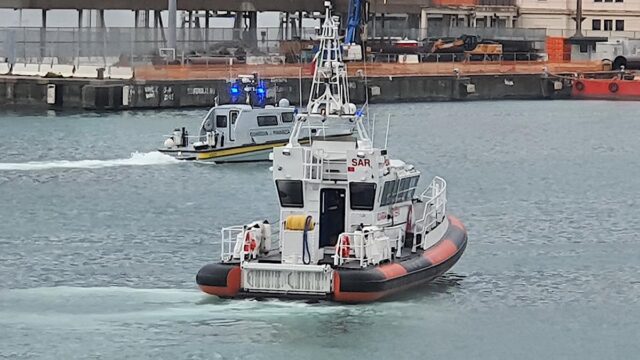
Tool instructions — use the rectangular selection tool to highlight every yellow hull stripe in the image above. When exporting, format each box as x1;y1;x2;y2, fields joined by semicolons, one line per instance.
195;142;289;160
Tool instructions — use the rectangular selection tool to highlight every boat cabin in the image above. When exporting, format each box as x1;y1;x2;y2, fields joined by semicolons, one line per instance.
193;103;296;149
271;132;424;266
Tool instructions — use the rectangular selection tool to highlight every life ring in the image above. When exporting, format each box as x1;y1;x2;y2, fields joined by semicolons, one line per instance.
609;82;619;93
575;81;585;92
337;234;350;258
243;231;257;253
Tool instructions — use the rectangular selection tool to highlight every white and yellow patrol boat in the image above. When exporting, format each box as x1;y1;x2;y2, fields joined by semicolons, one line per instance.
159;75;353;163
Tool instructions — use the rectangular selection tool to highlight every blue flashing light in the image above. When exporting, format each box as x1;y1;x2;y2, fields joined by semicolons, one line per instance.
356;109;363;117
256;81;267;96
230;86;241;95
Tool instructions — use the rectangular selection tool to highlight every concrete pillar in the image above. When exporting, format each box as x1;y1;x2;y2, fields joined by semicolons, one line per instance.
285;12;290;39
205;11;210;46
249;11;257;47
168;0;177;49
77;10;83;58
420;9;428;40
97;10;105;28
40;9;47;58
233;12;242;41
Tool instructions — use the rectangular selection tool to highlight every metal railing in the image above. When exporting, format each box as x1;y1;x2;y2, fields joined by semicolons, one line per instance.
414;176;447;251
373;51;545;63
370;26;547;42
302;147;323;181
547;29;640;39
220;225;244;262
333;226;403;268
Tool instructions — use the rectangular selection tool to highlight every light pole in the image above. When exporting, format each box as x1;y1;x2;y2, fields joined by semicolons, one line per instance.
573;0;585;37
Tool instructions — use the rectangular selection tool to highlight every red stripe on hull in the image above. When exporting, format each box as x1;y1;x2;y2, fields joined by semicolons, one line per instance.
377;263;408;280
198;266;241;297
424;239;458;265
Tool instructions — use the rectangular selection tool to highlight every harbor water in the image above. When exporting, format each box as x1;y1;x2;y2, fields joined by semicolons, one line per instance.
1;101;639;359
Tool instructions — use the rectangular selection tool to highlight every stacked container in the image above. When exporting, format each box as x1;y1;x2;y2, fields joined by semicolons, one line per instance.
546;37;571;62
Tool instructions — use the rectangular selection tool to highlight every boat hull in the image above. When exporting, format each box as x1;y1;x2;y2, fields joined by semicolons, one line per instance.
159;142;281;163
159;134;354;163
196;215;467;303
572;78;640;100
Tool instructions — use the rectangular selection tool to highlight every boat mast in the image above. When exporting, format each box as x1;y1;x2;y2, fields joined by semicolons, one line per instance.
307;1;351;116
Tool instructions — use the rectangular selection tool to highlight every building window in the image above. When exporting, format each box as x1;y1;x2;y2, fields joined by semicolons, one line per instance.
594;0;602;2
615;0;623;2
604;19;613;31
604;0;613;2
616;20;624;31
592;19;601;30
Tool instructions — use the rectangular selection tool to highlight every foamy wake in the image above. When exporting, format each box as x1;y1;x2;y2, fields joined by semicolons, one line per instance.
0;151;179;171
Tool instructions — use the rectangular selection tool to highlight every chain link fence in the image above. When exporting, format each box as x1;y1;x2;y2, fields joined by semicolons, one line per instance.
0;25;561;67
0;26;320;65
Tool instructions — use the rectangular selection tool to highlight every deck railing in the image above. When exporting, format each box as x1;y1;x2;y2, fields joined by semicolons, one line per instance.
220;225;244;262
414;176;447;251
333;226;403;268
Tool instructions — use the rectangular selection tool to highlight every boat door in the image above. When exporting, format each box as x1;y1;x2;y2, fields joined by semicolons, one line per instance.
229;110;239;141
215;113;228;146
319;188;346;247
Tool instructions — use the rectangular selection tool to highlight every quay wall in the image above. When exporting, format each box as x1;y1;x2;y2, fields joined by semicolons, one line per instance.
0;74;572;110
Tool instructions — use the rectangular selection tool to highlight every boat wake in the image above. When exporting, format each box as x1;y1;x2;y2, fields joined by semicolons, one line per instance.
0;151;179;171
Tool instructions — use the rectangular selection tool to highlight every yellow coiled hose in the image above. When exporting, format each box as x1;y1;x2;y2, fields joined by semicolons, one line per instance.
284;215;315;231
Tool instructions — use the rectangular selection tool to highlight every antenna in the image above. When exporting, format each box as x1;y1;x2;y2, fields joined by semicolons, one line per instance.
384;114;391;149
298;67;303;108
371;113;376;146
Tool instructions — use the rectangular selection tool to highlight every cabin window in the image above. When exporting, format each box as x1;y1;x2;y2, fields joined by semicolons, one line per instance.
216;115;227;128
349;183;377;210
396;177;413;202
380;180;397;206
276;180;304;208
380;176;419;206
230;111;239;126
282;112;295;123
257;115;279;127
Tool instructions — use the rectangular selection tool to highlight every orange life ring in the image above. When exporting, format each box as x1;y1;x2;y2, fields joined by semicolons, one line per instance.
609;82;619;93
575;81;585;91
337;235;350;258
243;231;257;253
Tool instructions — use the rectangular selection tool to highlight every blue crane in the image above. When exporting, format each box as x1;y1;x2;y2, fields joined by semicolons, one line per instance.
344;0;363;44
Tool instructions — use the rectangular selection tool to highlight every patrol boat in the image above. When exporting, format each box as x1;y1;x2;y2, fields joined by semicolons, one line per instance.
196;3;467;302
159;75;295;162
159;75;352;163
